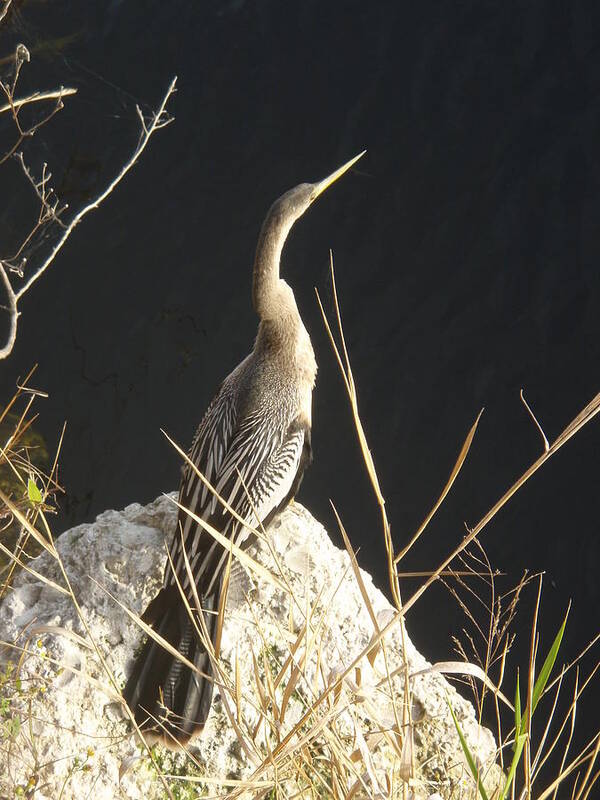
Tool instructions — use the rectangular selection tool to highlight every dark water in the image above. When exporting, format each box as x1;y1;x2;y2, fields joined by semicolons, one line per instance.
1;0;599;774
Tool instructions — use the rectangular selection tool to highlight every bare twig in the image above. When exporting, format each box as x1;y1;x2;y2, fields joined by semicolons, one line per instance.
0;56;71;167
14;77;176;303
0;87;77;116
16;154;69;229
0;0;12;24
0;263;17;359
0;76;177;360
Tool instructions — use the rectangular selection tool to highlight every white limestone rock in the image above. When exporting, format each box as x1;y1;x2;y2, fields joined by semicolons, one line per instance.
0;496;502;798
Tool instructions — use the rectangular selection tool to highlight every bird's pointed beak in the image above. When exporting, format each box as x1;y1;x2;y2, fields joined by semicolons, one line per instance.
312;150;366;200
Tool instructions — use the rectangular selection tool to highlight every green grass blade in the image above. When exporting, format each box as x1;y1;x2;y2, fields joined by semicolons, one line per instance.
531;609;568;715
447;697;489;800
500;733;527;800
514;671;521;737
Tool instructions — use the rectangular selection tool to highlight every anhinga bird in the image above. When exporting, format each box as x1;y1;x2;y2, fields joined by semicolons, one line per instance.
123;152;364;747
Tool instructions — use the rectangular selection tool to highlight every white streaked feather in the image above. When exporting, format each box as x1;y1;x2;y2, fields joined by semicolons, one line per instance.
165;352;308;597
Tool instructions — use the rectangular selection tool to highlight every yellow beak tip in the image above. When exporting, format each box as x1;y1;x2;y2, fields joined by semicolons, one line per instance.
313;150;366;198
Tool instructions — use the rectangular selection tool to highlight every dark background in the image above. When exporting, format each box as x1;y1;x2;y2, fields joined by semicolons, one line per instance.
1;0;599;778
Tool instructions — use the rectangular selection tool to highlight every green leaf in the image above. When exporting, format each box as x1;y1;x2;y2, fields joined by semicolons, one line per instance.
447;697;489;800
531;609;568;715
27;478;42;504
4;715;20;739
514;671;521;745
500;610;569;800
500;733;528;800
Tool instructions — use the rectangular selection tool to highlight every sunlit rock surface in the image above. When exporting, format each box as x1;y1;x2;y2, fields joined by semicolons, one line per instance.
0;496;502;798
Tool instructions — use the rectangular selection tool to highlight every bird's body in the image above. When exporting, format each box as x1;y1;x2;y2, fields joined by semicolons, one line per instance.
123;153;363;747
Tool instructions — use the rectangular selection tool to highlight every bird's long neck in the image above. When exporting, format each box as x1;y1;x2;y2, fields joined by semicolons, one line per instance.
251;210;316;383
252;209;298;323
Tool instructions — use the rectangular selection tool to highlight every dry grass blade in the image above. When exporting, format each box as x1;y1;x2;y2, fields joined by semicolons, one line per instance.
273;617;313;693
226;562;376;799
0;487;57;558
89;577;201;677
171;521;268;767
28;624;93;651
174;524;207;647
0;538;68;595
520;389;550;452
277;705;344;759
580;771;600;800
398;569;493;578
315;256;398;609
316;253;416;783
262;644;279;724
558;392;600;442
400;392;600;619
216;678;263;768
352;719;383;794
330;500;408;770
161;774;273;788
575;736;600;800
531;660;600;799
407;661;513;711
398;723;414;783
166;493;286;591
214;546;233;658
524;576;544;793
161;430;265;543
279;658;304;725
234;645;241;726
394;410;483;565
536;733;600;800
330;502;379;635
277;603;323;722
0;366;37;432
252;649;269;716
548;669;578;800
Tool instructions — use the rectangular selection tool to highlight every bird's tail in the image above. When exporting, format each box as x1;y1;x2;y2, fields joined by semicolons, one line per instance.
123;576;222;748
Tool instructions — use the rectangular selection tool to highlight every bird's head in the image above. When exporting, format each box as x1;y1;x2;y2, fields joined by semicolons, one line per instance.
268;151;366;229
253;151;365;321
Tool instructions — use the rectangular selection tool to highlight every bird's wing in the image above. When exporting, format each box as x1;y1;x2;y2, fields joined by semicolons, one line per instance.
184;386;238;516
167;396;308;599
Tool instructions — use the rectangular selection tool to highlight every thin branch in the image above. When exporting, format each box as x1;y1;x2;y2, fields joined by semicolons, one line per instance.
0;262;17;359
0;82;71;167
15;153;69;228
14;77;177;303
0;0;12;24
0;76;177;360
0;86;77;115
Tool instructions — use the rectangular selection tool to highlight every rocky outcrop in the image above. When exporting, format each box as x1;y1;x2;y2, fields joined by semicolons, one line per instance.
0;496;502;799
